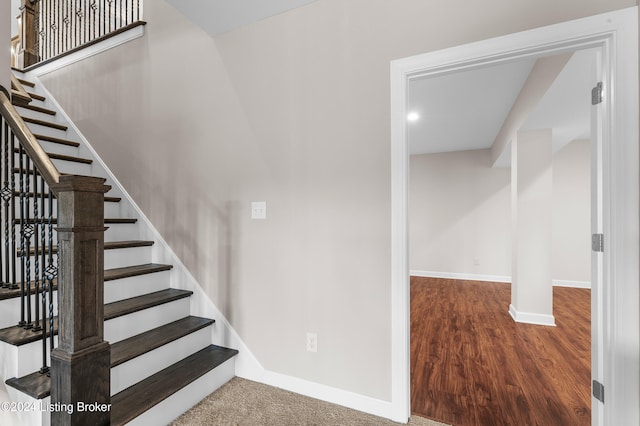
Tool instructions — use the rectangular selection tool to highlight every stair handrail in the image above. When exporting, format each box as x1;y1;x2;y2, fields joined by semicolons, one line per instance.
0;89;60;191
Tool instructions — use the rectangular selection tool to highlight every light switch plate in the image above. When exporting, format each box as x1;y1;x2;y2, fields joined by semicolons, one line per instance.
251;202;266;219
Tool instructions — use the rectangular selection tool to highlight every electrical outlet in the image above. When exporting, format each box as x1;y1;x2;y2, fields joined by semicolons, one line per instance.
306;332;317;352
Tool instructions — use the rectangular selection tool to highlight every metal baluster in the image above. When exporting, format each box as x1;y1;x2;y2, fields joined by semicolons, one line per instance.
32;169;41;332
0;119;6;288
10;132;16;291
23;155;33;329
46;190;55;359
92;0;96;41
57;0;62;57
18;146;26;326
39;174;48;373
0;118;9;290
47;0;52;61
61;0;66;54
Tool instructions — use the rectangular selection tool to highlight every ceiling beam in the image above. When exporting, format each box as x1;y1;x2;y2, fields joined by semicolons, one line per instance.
490;52;573;167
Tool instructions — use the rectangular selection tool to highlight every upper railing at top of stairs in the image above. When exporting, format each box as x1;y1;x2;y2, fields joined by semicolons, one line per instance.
14;0;144;69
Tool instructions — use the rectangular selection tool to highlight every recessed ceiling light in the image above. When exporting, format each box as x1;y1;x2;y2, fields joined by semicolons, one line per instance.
407;112;420;122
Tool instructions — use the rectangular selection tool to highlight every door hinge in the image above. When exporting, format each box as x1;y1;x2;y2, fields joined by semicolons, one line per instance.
592;82;603;105
592;233;604;252
593;380;605;403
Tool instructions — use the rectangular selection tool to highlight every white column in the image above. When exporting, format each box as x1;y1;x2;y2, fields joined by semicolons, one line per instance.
0;0;10;94
510;128;555;326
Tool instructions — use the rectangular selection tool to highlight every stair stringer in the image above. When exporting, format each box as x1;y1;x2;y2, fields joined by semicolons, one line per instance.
24;72;265;382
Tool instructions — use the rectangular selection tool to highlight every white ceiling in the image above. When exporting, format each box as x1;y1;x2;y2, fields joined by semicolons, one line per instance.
409;49;596;164
165;0;320;36
408;59;536;156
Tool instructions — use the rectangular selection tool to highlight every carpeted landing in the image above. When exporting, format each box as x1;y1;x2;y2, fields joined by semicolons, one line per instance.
171;377;450;426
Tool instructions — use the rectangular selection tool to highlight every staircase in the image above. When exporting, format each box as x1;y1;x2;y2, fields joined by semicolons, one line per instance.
0;73;238;425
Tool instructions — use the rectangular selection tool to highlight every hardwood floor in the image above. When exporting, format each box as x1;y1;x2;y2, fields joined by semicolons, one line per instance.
410;277;590;426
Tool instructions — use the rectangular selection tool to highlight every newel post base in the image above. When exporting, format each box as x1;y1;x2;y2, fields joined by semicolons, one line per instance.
50;343;111;425
50;175;111;426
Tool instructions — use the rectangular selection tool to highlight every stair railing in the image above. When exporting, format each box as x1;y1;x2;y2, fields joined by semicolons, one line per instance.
17;0;144;68
0;86;111;425
1;85;60;376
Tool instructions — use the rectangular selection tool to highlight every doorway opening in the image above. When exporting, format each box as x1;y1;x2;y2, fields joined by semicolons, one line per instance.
390;8;639;426
406;48;594;425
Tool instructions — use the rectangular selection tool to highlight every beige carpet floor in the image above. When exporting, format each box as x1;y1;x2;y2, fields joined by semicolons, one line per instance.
171;378;449;426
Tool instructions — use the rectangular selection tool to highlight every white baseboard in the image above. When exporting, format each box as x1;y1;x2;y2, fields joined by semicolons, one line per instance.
552;279;591;289
509;304;556;326
256;370;395;422
411;270;592;289
410;270;511;283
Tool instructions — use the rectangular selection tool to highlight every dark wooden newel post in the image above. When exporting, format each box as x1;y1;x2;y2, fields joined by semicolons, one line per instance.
50;175;111;426
18;0;40;67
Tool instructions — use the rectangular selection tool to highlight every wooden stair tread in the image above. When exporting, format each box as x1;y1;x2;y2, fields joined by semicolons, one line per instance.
14;217;137;225
0;279;57;301
104;263;173;282
0;317;58;346
12;190;52;198
111;345;238;426
19;104;56;116
111;316;215;367
13;147;91;164
0;288;186;346
17;78;35;88
105;240;154;250
47;152;92;164
0;261;164;301
33;134;80;147
5;370;50;399
26;240;154;256
21;116;67;131
5;316;216;399
105;218;137;224
104;288;191;320
7;175;119;202
26;92;45;102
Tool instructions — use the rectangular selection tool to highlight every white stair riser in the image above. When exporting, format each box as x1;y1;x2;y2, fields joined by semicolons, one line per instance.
125;357;235;426
0;343;19;384
104;201;123;218
23;125;67;140
37;141;80;158
111;327;212;395
104;298;190;343
49;159;92;176
0;336;58;379
103;246;152;271
13;145;90;169
104;223;140;242
104;272;170;304
0;294;58;330
13;107;58;124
